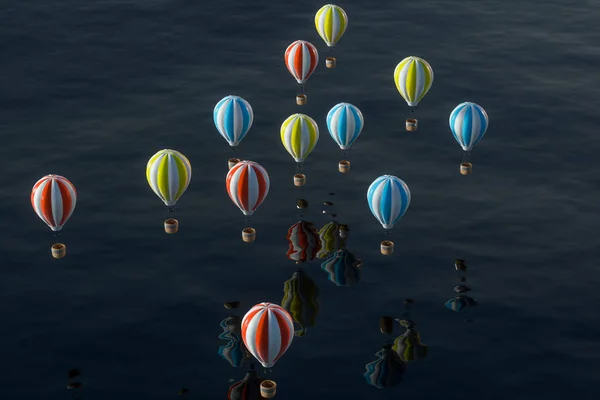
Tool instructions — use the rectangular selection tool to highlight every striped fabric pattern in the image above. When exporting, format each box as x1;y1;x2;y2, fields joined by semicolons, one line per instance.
226;160;270;216
315;4;348;47
367;175;411;230
31;174;77;232
280;113;319;163
213;95;254;147
146;149;192;207
241;302;295;368
393;56;434;107
326;102;364;150
449;102;489;151
284;40;319;84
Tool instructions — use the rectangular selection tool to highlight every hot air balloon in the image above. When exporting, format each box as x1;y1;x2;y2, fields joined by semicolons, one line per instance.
284;40;319;105
241;303;294;369
280;113;319;186
146;149;192;234
321;249;362;286
226;160;270;243
449;102;489;175
213;95;254;170
326;102;364;173
31;174;77;259
314;4;348;68
363;345;407;389
367;175;411;255
282;268;320;337
287;221;322;264
393;56;434;132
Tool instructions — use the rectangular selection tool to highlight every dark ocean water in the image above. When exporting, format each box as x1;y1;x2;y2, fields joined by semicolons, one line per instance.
2;0;600;398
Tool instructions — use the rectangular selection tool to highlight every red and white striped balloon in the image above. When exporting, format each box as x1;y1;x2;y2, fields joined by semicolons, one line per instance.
284;40;319;84
241;302;295;368
226;160;270;216
31;174;77;232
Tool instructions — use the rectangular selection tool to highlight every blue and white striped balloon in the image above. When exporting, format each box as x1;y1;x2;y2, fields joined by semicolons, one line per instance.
367;175;411;230
449;102;489;152
213;95;254;147
326;103;364;150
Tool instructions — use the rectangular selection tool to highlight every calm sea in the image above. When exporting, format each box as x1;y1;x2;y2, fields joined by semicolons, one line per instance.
1;0;600;399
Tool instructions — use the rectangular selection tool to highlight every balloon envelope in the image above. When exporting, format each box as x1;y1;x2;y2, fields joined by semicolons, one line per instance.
367;175;411;230
226;160;270;216
31;174;77;232
214;95;254;147
315;4;348;47
280;114;319;163
284;40;319;84
393;56;434;107
241;302;294;368
449;102;489;151
326;102;364;150
146;149;192;207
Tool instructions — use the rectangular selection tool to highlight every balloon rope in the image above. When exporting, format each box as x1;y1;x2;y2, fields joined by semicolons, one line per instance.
167;206;175;213
299;84;305;94
244;215;253;227
52;231;60;238
462;151;471;163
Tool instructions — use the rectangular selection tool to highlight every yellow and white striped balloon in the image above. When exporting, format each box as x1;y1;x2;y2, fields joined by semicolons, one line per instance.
315;4;348;47
280;114;319;163
146;149;192;207
393;56;434;107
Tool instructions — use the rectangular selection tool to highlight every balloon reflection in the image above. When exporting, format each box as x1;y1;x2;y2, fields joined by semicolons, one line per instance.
317;221;347;258
66;367;83;399
393;301;429;362
446;259;478;312
363;344;407;389
286;221;322;264
218;314;250;368
282;267;320;337
446;295;478;312
228;364;266;400
321;249;362;287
